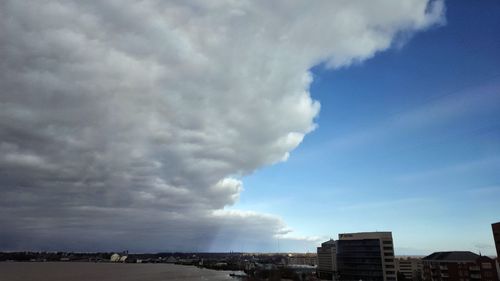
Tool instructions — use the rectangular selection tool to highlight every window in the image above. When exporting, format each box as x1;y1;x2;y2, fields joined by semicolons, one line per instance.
481;263;492;269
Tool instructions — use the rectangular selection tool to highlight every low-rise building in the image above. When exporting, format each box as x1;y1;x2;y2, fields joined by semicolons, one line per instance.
288;254;317;266
165;256;178;263
396;257;422;281
422;251;498;281
110;253;121;262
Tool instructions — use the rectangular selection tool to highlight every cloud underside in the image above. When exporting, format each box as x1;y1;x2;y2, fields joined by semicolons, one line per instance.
0;0;444;251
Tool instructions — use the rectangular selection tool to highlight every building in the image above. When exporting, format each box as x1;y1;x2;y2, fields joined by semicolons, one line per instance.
317;239;337;280
287;264;318;277
110;253;121;262
493;222;500;281
165;256;178;263
288;253;318;266
422;251;498;281
336;232;396;281
396;257;422;281
493;222;500;259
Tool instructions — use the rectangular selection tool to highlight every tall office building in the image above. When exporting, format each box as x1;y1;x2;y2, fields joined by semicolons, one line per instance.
317;239;337;280
337;232;396;281
493;222;500;258
317;232;396;281
493;222;500;281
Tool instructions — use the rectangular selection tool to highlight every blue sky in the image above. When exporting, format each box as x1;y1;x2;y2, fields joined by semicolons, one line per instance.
234;0;500;255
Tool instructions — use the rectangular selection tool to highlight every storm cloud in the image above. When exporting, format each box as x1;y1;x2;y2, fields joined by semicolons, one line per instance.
0;0;444;251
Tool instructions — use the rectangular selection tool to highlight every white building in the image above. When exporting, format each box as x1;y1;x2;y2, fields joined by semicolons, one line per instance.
110;253;121;262
395;257;422;281
317;239;337;280
288;254;318;266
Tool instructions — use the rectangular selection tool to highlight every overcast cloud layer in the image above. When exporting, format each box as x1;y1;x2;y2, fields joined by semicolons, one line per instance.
0;0;444;252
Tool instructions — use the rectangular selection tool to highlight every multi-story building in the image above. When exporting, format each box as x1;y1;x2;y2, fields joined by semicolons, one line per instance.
493;222;500;281
336;232;396;281
317;239;337;280
422;251;498;281
493;222;500;259
396;257;423;281
288;253;318;266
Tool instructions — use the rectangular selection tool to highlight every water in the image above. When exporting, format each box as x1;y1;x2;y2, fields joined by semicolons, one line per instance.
0;262;241;281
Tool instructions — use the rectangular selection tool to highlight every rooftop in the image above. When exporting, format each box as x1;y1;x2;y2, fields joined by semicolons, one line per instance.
320;239;336;247
423;251;481;262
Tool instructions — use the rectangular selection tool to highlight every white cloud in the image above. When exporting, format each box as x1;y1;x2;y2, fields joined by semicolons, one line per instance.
0;0;444;251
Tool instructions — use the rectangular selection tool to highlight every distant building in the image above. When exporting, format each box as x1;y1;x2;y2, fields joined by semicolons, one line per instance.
396;257;422;281
110;253;121;262
288;254;317;266
337;232;396;281
317;239;337;280
165;256;178;263
422;251;498;281
493;222;500;259
287;264;318;277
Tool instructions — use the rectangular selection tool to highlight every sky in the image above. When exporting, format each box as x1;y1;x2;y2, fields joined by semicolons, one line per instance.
235;0;500;255
0;0;498;255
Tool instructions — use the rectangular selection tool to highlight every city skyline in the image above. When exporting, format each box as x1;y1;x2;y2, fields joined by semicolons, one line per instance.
1;0;499;255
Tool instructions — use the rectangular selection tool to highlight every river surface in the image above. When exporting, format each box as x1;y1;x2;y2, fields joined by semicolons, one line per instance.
0;262;241;281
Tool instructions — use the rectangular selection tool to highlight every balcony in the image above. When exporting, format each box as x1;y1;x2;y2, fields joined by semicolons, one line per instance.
469;266;480;271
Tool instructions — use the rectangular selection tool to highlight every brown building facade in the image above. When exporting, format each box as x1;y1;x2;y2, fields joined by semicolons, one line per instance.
422;251;498;281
